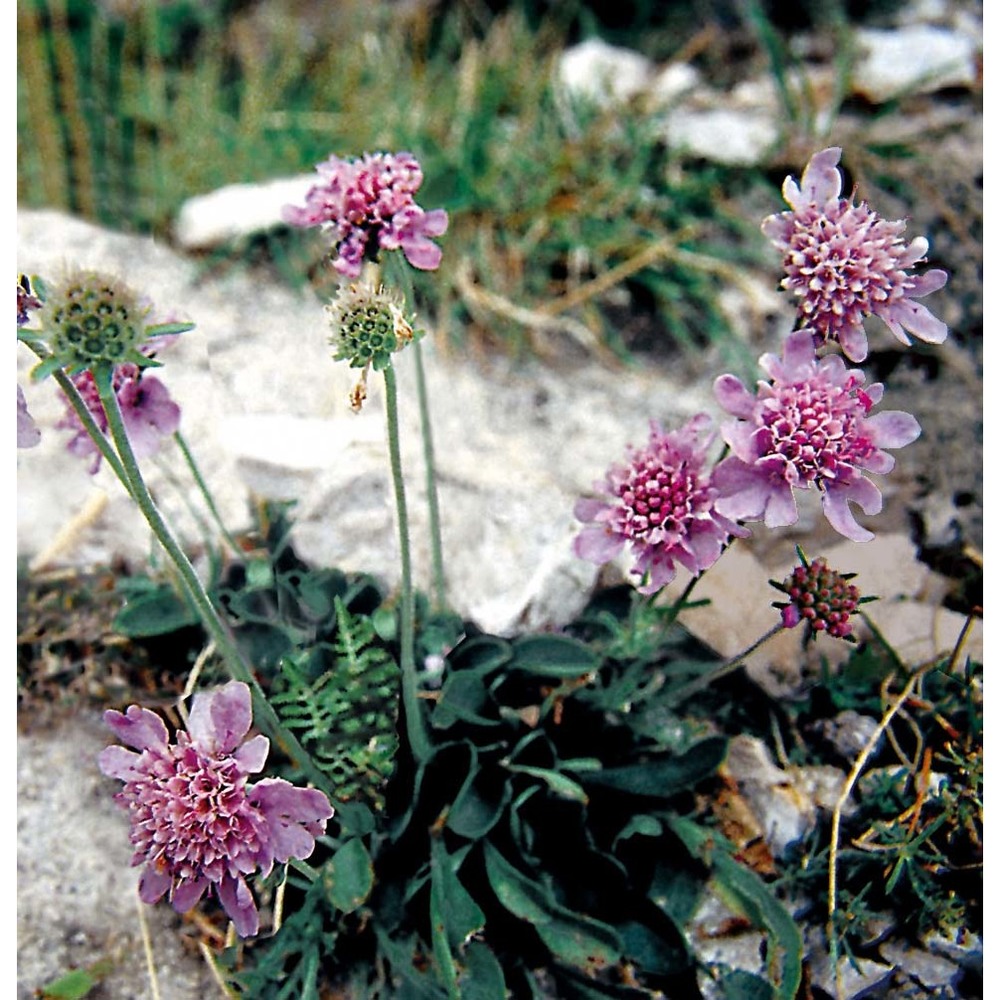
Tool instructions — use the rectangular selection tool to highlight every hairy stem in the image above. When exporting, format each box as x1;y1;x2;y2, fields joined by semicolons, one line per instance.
383;362;431;762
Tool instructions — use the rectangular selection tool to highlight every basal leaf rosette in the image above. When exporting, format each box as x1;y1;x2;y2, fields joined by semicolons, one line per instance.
713;330;920;542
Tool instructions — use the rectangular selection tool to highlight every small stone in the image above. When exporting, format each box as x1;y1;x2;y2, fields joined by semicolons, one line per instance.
558;38;652;106
852;26;979;104
174;175;315;250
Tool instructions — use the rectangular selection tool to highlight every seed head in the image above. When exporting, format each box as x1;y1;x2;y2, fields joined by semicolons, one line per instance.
45;271;153;372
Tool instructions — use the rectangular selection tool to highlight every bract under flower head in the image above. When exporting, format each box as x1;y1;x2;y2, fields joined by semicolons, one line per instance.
283;151;448;277
44;271;155;373
98;681;334;938
762;146;948;362
573;414;748;594
713;330;920;542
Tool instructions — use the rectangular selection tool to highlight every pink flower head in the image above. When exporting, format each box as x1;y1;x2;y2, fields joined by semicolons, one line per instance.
771;549;865;641
17;385;41;448
57;354;180;474
573;414;748;594
762;147;948;362
713;330;921;542
283;151;448;277
98;681;334;938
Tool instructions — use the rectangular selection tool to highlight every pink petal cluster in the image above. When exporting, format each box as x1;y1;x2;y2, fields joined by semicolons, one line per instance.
98;681;334;937
58;360;180;473
573;414;748;594
713;330;920;542
762;146;948;362
283;151;448;278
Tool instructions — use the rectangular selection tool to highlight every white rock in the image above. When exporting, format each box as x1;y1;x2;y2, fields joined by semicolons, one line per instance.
173;174;315;250
558;38;652;106
661;107;779;165
647;61;701;106
853;25;979;103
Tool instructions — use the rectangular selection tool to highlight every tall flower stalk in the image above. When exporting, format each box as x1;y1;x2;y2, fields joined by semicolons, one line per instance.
90;360;330;790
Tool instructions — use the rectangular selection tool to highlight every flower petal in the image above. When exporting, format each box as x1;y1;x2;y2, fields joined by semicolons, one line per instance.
188;681;252;754
104;705;169;753
217;874;260;938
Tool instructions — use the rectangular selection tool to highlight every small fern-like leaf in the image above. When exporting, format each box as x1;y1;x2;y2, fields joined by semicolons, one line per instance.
273;598;401;809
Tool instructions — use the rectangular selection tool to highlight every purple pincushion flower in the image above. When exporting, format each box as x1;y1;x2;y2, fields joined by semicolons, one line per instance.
762;146;948;362
713;330;921;542
283;151;448;277
57;361;180;474
573;414;748;594
98;681;334;938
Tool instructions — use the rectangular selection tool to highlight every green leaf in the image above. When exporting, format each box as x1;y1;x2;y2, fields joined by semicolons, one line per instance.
113;585;200;637
447;634;513;674
668;817;802;1000
509;634;599;677
720;970;777;1000
582;736;728;800
504;763;589;804
433;671;503;730
447;767;509;840
612;814;663;851
323;837;374;914
40;969;99;1000
457;941;507;999
483;842;623;971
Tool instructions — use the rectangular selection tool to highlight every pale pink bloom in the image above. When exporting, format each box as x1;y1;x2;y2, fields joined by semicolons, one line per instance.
573;414;748;594
713;330;921;542
58;362;180;474
99;681;333;938
283;151;448;277
17;385;41;448
762;147;948;362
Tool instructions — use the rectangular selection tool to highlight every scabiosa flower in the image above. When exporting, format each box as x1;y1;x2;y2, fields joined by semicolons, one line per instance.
57;360;181;474
573;414;748;594
771;547;870;641
17;385;41;448
283;151;448;277
762;146;948;362
98;681;334;938
326;282;417;411
713;330;921;542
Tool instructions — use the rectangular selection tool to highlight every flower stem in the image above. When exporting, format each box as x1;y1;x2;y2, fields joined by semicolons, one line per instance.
383;362;432;762
92;363;330;792
386;252;448;610
412;340;448;611
173;430;244;557
668;622;784;703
